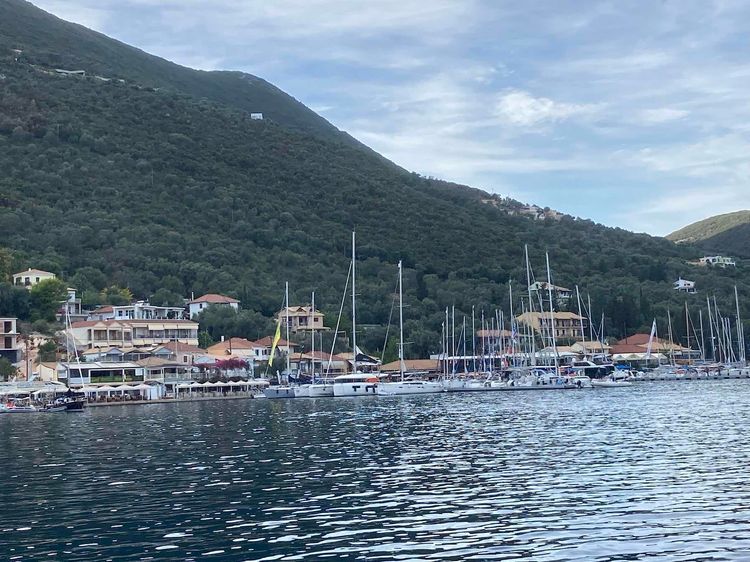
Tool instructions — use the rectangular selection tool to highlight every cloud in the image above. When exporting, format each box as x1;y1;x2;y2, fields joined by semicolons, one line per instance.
495;90;597;127
638;108;689;124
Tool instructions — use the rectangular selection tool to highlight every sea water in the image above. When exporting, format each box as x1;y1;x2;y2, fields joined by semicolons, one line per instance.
1;380;749;560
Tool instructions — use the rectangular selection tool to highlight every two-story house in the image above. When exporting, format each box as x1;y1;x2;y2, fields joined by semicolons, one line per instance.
13;268;56;288
275;306;326;333
188;294;240;318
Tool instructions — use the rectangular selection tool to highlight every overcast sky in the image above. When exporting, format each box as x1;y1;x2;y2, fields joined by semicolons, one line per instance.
32;0;750;236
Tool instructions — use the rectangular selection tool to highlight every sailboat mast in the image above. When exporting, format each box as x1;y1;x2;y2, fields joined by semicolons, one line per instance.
311;291;315;379
471;305;476;373
699;308;705;362
576;285;586;356
545;252;559;372
398;260;405;382
285;281;291;376
667;308;675;366
685;301;690;362
451;305;456;373
735;286;745;364
351;232;357;374
525;245;536;366
707;297;716;361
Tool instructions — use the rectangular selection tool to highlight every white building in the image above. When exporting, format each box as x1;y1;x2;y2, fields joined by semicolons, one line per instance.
0;317;21;364
13;268;56;288
699;256;737;268
188;294;240;318
528;281;573;305
674;278;697;293
87;301;185;321
66;319;200;350
250;113;263;120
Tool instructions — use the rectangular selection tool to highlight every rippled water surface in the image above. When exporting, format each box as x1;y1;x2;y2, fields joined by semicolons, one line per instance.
2;381;750;561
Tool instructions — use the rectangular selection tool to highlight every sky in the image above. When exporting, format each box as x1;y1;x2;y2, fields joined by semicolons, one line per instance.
31;0;750;236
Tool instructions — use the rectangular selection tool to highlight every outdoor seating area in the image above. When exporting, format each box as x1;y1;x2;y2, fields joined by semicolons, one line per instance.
173;379;268;398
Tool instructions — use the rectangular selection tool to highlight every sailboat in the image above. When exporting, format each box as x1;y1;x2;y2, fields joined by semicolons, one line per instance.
306;291;335;397
333;232;379;397
377;261;444;396
263;282;297;399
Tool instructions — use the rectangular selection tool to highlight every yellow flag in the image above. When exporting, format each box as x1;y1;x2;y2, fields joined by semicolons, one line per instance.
268;319;282;364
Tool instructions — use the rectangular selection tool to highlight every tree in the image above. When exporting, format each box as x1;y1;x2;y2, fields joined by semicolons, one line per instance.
37;340;58;362
0;357;19;382
0;282;31;319
29;278;67;322
198;330;214;349
101;285;133;306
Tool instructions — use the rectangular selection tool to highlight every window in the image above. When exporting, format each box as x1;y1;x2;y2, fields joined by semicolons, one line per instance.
4;336;11;349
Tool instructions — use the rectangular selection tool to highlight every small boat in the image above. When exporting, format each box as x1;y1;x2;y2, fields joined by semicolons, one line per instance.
0;402;38;413
43;403;67;412
591;376;633;388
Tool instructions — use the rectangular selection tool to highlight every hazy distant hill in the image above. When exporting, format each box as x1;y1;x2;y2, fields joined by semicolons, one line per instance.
668;211;750;258
1;0;747;355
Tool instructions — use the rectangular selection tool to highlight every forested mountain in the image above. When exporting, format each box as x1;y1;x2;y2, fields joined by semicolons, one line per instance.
668;211;750;258
1;0;749;357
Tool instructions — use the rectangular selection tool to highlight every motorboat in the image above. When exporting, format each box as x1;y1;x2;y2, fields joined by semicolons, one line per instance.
591;375;633;388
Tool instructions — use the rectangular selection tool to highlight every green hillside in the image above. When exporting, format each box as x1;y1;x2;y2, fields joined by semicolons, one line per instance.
0;0;375;153
1;0;748;356
668;211;750;258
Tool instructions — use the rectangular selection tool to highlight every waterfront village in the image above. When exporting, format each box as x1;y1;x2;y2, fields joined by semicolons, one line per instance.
0;258;743;406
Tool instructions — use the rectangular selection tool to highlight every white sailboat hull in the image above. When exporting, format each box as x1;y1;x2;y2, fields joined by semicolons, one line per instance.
293;385;310;398
308;384;334;397
263;387;296;399
377;381;444;395
332;375;379;397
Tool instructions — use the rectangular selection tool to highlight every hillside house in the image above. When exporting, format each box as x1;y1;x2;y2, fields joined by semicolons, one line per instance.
275;306;325;333
516;311;587;341
88;301;185;321
13;268;56;288
188;294;240;318
674;278;697;293
699;256;736;268
528;281;573;306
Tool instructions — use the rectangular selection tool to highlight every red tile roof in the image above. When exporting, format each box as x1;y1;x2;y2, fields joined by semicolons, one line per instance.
190;293;239;304
253;336;298;348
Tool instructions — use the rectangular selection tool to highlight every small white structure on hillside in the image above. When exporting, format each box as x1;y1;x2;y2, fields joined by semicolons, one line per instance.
674;277;697;293
250;113;263;120
699;255;736;268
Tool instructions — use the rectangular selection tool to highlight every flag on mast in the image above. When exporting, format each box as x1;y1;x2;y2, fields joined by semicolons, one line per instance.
268;319;282;364
645;319;657;358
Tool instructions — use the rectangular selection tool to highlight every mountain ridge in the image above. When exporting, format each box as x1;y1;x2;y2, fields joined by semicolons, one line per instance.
667;211;750;258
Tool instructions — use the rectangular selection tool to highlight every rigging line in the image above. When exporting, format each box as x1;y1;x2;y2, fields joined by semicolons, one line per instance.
325;260;353;377
380;272;400;364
